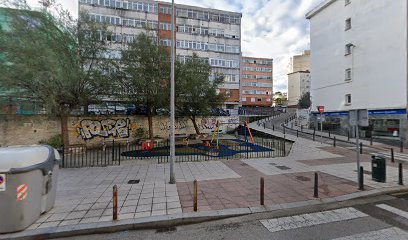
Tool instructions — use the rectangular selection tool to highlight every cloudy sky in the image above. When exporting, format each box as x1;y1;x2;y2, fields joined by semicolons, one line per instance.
26;0;322;92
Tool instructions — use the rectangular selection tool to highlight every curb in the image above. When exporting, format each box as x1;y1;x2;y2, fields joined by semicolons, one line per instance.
2;185;408;240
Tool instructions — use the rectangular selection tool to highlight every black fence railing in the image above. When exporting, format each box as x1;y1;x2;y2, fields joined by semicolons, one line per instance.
61;132;291;168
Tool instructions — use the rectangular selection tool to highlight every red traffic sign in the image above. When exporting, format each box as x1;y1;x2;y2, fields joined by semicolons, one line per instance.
317;106;324;114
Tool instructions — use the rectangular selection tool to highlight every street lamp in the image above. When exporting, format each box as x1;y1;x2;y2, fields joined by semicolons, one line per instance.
169;0;176;184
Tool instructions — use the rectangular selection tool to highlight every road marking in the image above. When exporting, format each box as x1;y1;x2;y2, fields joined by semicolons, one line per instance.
378;152;408;162
376;204;408;219
331;227;408;240
260;207;368;233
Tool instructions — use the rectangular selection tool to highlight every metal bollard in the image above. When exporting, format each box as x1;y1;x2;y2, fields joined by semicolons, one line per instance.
194;180;198;212
400;141;404;153
273;125;275;131
113;185;118;220
359;167;364;190
399;163;403;185
314;172;319;198
260;177;265;205
347;131;350;141
391;148;394;163
370;136;373;146
301;125;303;132
329;130;331;138
297;129;299;138
313;131;315;141
334;136;336;147
360;142;363;154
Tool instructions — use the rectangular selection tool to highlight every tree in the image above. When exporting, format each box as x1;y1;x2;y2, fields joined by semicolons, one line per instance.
176;53;225;134
298;91;311;109
118;32;170;139
0;1;113;115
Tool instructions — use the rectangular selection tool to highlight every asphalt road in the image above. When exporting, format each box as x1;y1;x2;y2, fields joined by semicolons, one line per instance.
57;194;408;240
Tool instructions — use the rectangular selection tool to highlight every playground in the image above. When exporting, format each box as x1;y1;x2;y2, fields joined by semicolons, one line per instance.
121;121;289;161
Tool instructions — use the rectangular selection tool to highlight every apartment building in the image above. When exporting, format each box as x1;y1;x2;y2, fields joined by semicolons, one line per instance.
306;0;408;139
78;0;242;111
240;57;273;107
287;50;310;107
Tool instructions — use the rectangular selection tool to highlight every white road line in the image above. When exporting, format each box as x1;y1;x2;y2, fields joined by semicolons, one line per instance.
376;204;408;219
331;227;408;240
378;152;408;161
260;207;368;233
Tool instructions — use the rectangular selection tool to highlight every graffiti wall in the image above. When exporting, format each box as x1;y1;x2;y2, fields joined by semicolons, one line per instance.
68;115;240;147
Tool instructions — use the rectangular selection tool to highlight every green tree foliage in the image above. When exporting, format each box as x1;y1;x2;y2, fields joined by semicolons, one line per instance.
298;91;311;109
118;32;170;138
0;0;113;115
176;53;225;134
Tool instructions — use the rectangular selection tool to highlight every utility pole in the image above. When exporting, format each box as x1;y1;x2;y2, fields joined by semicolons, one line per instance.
169;0;176;184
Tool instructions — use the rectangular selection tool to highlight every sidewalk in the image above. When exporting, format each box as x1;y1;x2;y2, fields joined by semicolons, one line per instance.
1;123;408;239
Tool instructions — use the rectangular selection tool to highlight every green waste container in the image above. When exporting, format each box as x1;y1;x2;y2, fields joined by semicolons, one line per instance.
372;155;386;183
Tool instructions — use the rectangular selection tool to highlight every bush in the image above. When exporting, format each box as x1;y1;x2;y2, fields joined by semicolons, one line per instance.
39;134;63;149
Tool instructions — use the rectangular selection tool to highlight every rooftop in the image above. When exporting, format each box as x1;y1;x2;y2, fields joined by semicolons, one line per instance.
305;0;335;19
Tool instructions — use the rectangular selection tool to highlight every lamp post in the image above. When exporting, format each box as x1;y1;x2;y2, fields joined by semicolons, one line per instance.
169;0;176;184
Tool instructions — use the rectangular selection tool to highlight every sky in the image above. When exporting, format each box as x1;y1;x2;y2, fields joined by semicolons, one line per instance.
25;0;322;92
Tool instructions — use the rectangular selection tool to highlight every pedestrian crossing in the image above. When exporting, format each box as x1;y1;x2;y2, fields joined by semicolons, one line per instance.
377;152;408;162
260;203;408;239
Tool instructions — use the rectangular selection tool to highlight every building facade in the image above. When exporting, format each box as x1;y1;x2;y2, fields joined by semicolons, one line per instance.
306;0;408;139
287;50;310;107
240;57;273;107
78;0;242;111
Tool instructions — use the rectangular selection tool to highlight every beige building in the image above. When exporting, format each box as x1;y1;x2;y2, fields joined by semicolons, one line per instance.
287;50;310;107
79;0;242;111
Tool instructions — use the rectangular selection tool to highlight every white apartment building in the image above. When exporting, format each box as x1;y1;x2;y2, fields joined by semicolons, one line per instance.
306;0;408;139
79;0;242;110
287;50;310;107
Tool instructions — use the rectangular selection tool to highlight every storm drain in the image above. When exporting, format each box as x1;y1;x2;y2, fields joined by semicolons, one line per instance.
276;166;291;170
296;176;311;182
156;227;177;233
128;179;140;184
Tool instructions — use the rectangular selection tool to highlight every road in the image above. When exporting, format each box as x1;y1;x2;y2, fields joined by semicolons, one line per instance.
58;193;408;240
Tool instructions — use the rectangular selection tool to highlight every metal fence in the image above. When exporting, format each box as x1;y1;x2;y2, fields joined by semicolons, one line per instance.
61;133;290;168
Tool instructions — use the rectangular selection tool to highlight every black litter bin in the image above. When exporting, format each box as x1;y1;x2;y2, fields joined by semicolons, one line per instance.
372;155;386;182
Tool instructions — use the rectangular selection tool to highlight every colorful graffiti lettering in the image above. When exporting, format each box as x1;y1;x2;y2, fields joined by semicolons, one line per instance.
159;120;188;131
77;118;132;140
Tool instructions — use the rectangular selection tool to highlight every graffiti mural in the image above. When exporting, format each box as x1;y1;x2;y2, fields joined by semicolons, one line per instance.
77;118;132;140
159;119;188;132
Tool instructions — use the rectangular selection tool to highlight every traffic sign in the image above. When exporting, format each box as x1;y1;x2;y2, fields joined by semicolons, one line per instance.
0;174;5;192
317;106;324;114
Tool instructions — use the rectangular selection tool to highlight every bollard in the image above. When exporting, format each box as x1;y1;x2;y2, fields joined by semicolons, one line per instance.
301;125;303;132
314;172;319;198
370;135;373;146
347;131;350;141
360;142;363;154
334;136;336;147
399;163;403;185
329;130;331;138
313;131;315;141
273;125;275;131
359;167;364;190
400;140;404;153
283;127;286;135
194;180;198;212
391;148;395;163
264;123;266;129
297;129;299;138
260;177;265;205
113;185;118;221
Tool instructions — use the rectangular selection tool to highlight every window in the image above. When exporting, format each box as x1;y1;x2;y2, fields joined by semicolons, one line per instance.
241;98;247;102
251;98;256;102
345;0;351;5
345;43;354;55
345;94;352;105
345;68;352;81
257;98;262;102
345;18;351;30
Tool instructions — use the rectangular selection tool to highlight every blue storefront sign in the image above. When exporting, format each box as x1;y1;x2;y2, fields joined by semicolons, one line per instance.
312;109;406;117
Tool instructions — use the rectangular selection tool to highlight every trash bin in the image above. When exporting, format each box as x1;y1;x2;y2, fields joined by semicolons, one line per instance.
372;155;386;183
0;145;60;233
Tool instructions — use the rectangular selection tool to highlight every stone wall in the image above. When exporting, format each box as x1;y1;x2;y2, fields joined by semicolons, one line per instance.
0;115;61;147
0;114;240;147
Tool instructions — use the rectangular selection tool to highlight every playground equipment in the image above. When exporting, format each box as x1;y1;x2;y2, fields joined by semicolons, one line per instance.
141;141;154;152
210;121;221;149
244;121;256;144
